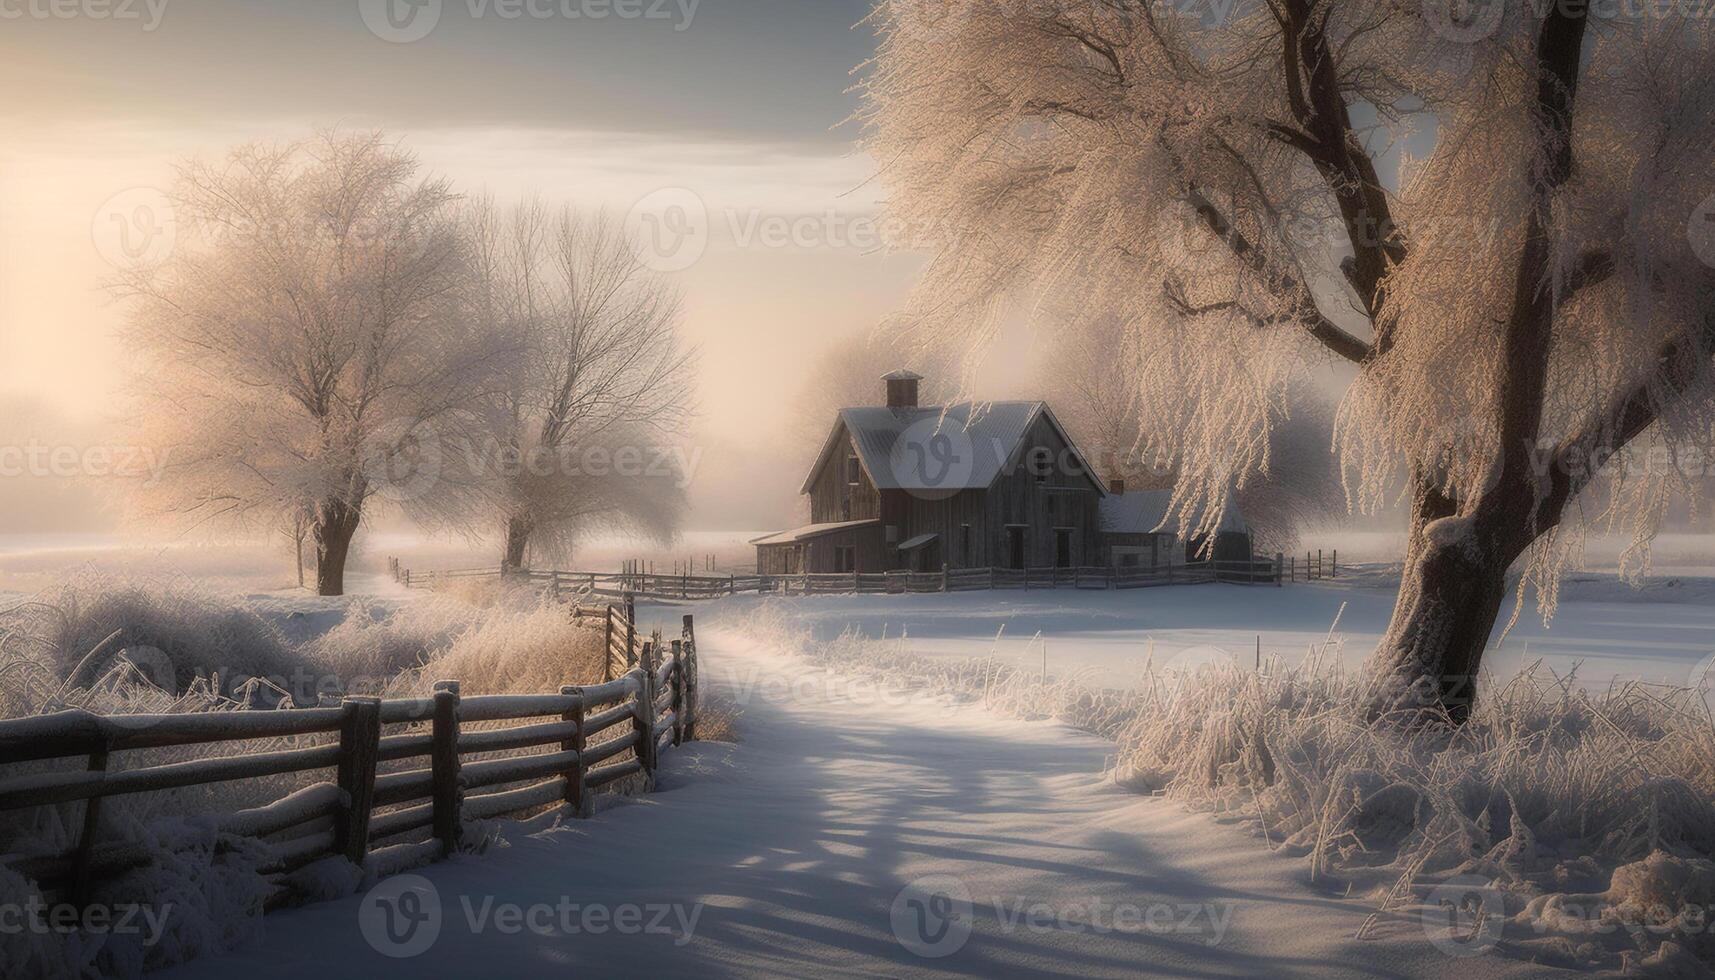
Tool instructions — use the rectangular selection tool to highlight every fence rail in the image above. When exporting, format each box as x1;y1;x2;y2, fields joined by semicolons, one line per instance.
394;555;1305;599
0;610;700;912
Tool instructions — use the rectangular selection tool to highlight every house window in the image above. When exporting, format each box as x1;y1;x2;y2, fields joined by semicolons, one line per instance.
834;546;856;573
1006;526;1026;570
846;454;861;486
1055;528;1074;569
1030;447;1053;483
960;524;972;564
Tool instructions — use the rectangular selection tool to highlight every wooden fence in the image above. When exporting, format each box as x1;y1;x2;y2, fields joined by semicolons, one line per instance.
0;606;698;912
395;556;1294;600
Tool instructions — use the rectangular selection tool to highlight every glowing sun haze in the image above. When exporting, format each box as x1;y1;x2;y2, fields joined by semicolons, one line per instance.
0;0;957;531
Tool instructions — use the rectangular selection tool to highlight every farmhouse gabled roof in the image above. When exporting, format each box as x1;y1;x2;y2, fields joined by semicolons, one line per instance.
800;401;1107;495
1098;490;1248;536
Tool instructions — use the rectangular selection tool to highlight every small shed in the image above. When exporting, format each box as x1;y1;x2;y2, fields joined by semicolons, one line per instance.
1098;488;1250;567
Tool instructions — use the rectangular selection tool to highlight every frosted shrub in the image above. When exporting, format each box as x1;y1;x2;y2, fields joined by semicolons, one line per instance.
300;596;479;691
383;599;606;698
0;573;295;712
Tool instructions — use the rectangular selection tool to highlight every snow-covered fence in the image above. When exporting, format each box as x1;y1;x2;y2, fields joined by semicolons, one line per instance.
394;556;1286;600
0;615;701;910
1286;549;1339;582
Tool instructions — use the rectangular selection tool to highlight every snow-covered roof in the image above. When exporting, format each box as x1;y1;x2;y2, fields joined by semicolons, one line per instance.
801;401;1105;495
749;519;880;547
1098;490;1247;536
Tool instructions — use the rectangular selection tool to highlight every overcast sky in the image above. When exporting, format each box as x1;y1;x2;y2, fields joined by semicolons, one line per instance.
0;0;962;531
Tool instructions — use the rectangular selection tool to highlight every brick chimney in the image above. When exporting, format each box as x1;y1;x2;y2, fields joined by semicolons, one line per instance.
1109;476;1127;495
882;370;922;409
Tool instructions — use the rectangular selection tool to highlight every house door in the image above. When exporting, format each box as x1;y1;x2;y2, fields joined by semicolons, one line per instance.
913;541;939;573
1006;526;1025;569
1055;528;1073;569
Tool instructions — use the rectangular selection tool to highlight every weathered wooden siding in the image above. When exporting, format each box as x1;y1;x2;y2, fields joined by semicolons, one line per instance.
756;524;887;575
868;414;1104;571
980;413;1104;568
807;423;881;524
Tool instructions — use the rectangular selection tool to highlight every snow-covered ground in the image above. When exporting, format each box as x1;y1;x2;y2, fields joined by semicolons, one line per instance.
154;626;1566;979
663;567;1715;696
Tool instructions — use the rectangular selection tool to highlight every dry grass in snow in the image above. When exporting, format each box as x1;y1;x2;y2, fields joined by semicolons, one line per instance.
733;604;1715;974
0;574;620;979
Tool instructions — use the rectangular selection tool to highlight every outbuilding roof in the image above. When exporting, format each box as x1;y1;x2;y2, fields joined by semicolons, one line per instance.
1098;490;1248;536
748;520;880;547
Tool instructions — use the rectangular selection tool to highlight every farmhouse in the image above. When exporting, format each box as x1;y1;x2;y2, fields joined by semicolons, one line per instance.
753;371;1250;574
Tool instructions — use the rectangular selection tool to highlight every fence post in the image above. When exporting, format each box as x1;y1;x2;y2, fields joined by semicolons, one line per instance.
941;563;949;592
682;615;698;741
625;594;637;668
670;640;685;746
431;681;462;856
334;697;382;867
633;653;657;788
561;686;589;818
1332;549;1338;578
70;741;110;907
404;569;411;588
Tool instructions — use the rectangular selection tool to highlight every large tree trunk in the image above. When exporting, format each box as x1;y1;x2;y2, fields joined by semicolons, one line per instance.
503;516;533;571
1366;477;1539;723
313;499;362;597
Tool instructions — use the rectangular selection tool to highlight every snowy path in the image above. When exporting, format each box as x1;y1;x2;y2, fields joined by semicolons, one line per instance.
158;629;1564;979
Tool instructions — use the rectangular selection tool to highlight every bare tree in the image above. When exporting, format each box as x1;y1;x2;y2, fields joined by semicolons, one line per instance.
862;2;1715;718
466;200;694;569
119;132;500;595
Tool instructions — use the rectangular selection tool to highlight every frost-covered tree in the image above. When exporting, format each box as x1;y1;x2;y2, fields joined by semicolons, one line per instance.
119;132;499;595
863;1;1715;718
465;200;693;569
1040;311;1343;551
